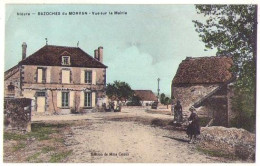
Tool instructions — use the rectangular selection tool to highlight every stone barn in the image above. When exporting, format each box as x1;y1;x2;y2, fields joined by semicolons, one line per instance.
171;56;235;127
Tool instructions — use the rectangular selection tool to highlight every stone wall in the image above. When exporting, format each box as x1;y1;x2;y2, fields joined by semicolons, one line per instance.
4;66;21;98
172;84;219;118
4;98;32;132
199;126;255;161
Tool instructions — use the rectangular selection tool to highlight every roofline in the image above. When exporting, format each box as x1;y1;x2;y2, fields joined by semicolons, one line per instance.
17;44;108;68
4;64;20;74
192;77;236;108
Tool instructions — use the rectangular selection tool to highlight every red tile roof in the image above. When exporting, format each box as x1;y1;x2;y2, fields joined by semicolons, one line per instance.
18;45;107;68
134;90;157;101
173;56;233;85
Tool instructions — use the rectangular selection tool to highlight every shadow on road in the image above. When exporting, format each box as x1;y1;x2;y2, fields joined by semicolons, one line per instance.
163;136;189;143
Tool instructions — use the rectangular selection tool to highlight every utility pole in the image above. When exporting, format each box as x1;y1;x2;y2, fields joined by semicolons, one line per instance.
157;78;160;101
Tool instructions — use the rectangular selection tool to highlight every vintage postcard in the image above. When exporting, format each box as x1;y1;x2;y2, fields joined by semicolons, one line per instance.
1;1;258;164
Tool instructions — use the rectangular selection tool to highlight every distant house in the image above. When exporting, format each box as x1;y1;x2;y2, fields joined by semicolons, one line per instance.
4;43;107;115
134;90;157;106
171;56;235;126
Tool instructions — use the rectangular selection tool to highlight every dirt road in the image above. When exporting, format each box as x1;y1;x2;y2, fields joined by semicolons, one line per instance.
32;107;226;163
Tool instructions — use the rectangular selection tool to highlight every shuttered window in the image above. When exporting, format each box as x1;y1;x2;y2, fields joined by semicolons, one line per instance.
62;92;69;107
37;68;46;83
85;71;92;84
84;92;91;107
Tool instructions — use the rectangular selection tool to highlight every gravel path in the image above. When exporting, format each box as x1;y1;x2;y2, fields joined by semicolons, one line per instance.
65;119;222;163
30;107;221;163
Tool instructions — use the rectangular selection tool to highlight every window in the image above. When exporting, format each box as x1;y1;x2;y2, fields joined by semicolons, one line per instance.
85;71;92;84
37;68;46;83
7;83;14;92
62;56;70;65
62;70;70;83
62;92;69;107
37;92;46;97
84;92;92;107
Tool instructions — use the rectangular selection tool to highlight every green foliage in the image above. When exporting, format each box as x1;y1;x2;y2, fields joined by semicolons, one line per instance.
127;95;142;106
49;150;73;163
42;146;56;154
106;80;134;101
4;132;28;141
26;152;41;162
13;142;26;151
160;94;172;107
160;93;166;104
193;5;256;132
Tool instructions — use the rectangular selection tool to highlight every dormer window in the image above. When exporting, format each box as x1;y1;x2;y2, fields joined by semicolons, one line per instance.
62;56;70;65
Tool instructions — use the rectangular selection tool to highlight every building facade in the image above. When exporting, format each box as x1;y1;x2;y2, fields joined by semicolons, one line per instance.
171;56;235;126
134;90;157;106
4;43;107;114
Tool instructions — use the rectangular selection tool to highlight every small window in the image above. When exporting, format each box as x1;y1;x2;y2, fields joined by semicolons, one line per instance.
84;92;92;107
37;92;46;97
62;92;69;107
85;71;92;84
37;68;46;83
7;83;14;92
62;56;70;65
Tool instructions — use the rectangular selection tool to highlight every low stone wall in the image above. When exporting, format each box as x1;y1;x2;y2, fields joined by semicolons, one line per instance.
4;98;32;132
198;126;255;161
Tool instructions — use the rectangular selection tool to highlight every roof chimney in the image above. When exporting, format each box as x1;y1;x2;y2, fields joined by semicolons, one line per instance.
94;49;99;60
22;42;27;60
98;46;103;63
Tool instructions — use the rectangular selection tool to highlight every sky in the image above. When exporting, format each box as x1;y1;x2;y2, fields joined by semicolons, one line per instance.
5;4;217;96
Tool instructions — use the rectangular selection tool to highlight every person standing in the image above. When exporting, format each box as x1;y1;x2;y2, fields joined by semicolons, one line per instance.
186;106;200;143
174;100;183;123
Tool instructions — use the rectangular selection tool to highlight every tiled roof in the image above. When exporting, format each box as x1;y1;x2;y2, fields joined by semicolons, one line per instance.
18;45;107;68
173;56;233;85
134;90;157;101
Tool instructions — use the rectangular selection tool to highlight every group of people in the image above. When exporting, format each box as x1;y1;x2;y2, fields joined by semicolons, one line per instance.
171;100;200;144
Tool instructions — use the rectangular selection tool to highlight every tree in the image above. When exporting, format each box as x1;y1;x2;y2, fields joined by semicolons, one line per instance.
160;93;166;104
127;95;142;106
106;81;134;102
164;97;172;109
193;5;256;132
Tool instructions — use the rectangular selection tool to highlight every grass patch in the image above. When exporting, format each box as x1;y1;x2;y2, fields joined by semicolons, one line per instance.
4;132;28;141
26;152;41;162
196;146;238;160
28;123;65;140
4;123;68;141
41;146;56;153
13;142;26;151
49;150;73;163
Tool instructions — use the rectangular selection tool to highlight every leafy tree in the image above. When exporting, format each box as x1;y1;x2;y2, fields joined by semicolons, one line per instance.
127;95;142;106
160;93;166;104
164;97;172;109
106;81;134;102
193;5;256;132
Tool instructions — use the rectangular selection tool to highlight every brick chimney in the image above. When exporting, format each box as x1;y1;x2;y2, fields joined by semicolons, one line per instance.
22;42;27;60
94;49;99;60
98;46;103;63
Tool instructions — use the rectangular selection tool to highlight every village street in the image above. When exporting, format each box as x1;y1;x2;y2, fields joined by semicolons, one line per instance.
30;107;231;163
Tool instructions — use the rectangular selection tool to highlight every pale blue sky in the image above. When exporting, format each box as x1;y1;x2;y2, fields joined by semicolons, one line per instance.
5;4;217;96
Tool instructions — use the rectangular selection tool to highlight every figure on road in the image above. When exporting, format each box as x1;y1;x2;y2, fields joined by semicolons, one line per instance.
173;100;183;123
186;106;200;144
